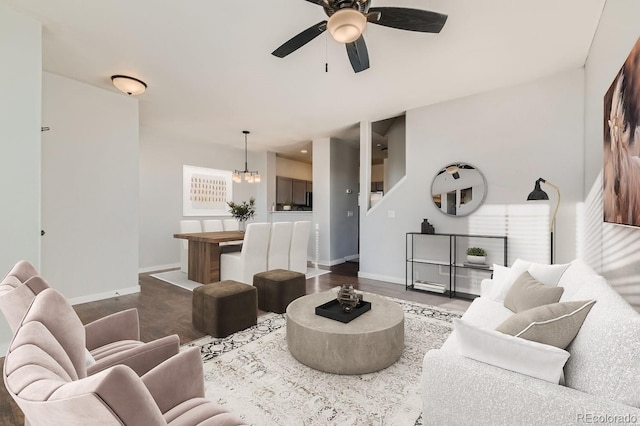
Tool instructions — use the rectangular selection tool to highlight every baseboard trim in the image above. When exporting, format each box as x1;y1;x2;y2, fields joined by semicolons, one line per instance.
314;254;359;267
357;271;405;286
139;263;179;274
68;286;140;306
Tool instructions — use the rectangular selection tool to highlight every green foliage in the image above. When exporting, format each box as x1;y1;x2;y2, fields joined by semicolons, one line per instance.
227;197;256;222
466;247;486;256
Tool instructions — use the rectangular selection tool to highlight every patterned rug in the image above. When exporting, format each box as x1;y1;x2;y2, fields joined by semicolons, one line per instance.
185;296;462;426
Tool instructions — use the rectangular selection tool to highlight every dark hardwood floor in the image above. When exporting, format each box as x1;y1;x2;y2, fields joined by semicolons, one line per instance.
0;262;469;425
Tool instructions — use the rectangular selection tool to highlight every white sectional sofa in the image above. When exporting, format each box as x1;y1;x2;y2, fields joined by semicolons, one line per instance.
421;259;640;425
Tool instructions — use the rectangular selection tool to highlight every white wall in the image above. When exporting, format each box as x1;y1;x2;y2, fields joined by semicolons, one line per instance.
312;137;331;265
360;69;585;283
582;0;640;309
0;4;42;349
371;164;384;182
139;128;266;270
41;72;140;300
275;157;312;181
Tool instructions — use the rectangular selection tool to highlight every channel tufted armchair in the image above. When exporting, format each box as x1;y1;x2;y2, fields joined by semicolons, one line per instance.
4;288;246;425
0;261;180;376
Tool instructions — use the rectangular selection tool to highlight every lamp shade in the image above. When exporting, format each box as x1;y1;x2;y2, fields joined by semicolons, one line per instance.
327;9;366;43
527;180;549;200
111;75;147;95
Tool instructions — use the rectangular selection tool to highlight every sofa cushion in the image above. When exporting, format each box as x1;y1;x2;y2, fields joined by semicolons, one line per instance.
496;300;595;349
454;319;570;383
503;271;564;313
487;259;570;302
441;297;513;353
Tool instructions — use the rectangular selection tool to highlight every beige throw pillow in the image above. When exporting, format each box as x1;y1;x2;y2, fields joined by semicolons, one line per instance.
503;271;564;313
496;300;596;349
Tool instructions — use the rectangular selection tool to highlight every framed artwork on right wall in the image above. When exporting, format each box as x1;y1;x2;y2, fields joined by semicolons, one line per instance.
603;36;640;227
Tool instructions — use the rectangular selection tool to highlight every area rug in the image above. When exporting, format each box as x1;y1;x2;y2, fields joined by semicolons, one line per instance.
185;296;462;426
151;267;330;291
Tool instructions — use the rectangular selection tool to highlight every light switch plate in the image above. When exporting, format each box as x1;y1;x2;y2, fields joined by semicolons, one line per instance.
388;210;395;218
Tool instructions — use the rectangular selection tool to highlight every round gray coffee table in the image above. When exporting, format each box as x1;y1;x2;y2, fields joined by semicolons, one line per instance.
286;291;404;374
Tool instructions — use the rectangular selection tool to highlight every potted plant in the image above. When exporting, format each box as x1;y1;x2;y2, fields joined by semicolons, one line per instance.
282;200;292;211
466;247;487;264
227;197;256;231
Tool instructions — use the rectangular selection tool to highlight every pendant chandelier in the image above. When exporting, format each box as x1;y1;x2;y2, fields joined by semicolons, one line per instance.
233;130;261;183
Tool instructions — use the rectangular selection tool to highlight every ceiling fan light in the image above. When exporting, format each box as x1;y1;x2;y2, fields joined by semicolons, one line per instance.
327;9;366;44
446;165;460;174
111;75;147;95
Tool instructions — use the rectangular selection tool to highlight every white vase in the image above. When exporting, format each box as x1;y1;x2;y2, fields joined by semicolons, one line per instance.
238;220;246;232
283;205;291;211
466;255;486;264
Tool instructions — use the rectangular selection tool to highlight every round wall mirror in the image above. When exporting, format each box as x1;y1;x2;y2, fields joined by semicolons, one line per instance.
431;162;487;217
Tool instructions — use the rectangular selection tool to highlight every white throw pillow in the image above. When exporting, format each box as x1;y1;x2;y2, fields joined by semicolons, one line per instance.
491;259;570;303
528;263;571;287
491;264;511;285
486;260;529;301
454;318;570;383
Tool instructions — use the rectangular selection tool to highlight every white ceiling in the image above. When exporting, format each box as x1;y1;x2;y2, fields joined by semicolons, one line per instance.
6;0;605;153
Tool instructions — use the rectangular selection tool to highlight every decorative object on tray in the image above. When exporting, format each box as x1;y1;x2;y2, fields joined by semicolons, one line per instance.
337;284;363;313
282;200;292;211
421;219;435;234
227;197;256;231
466;247;486;264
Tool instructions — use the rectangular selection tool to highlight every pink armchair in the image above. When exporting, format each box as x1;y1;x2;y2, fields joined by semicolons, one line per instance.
4;288;245;425
0;261;180;376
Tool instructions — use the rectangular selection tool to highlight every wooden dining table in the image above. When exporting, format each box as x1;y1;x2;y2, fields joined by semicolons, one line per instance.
173;231;245;284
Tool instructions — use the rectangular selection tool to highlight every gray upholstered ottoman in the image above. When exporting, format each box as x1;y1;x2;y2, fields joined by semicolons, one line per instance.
192;280;257;337
253;269;306;313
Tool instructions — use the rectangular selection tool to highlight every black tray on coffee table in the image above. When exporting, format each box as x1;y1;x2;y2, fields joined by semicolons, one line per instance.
315;299;372;323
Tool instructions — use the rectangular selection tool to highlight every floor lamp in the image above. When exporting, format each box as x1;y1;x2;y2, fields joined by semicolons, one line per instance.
527;178;560;264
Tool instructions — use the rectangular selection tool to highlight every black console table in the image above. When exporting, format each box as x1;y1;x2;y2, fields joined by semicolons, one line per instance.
405;233;507;299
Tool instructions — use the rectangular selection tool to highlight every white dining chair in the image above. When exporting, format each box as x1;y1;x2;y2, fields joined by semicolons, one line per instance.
202;219;224;232
268;222;293;270
179;220;202;273
223;219;239;231
220;223;271;284
289;221;311;274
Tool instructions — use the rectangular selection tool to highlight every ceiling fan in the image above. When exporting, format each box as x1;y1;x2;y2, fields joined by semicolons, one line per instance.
271;0;447;73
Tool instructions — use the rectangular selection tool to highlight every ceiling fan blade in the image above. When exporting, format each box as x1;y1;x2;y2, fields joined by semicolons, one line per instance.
272;21;327;58
304;0;327;5
368;7;447;33
346;35;369;73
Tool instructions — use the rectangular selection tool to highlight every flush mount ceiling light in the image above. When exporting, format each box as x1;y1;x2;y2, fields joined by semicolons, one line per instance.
111;75;147;95
233;131;261;184
327;9;367;43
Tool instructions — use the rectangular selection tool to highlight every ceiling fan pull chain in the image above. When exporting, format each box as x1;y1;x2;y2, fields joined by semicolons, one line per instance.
325;33;329;73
